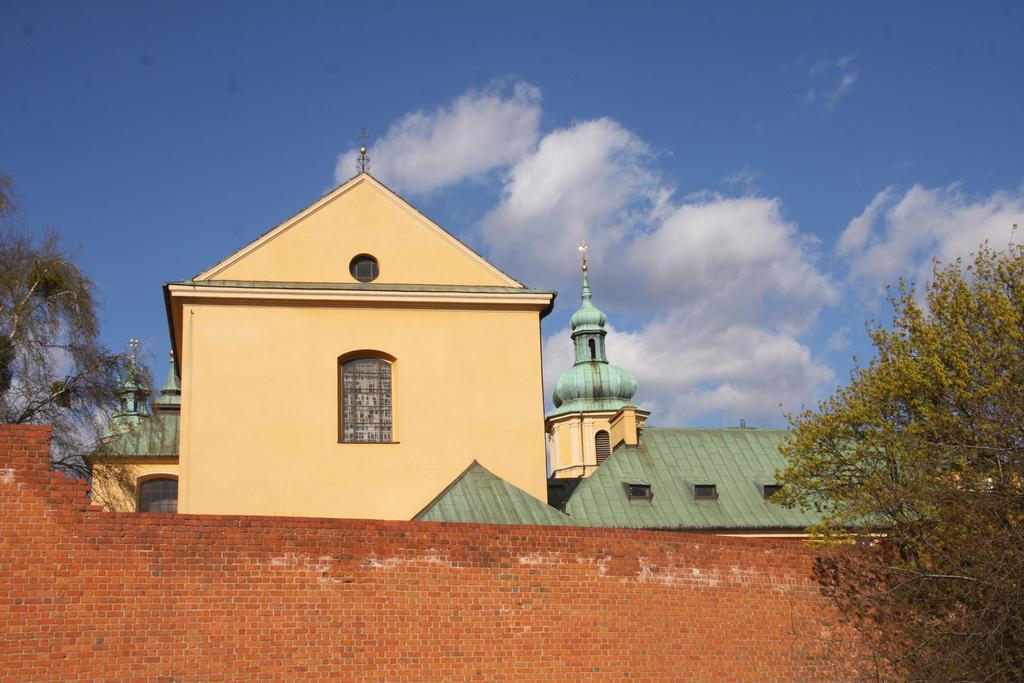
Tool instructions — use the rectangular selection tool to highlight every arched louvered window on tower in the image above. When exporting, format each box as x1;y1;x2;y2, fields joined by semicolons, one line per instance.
595;430;611;465
339;352;395;443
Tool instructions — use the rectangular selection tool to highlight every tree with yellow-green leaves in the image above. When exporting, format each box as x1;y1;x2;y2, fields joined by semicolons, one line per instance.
778;242;1024;681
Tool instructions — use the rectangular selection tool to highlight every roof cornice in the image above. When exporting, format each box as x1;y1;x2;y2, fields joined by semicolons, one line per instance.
166;282;555;311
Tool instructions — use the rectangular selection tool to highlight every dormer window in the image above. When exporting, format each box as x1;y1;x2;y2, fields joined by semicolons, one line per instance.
624;482;653;501
762;484;782;499
694;484;717;501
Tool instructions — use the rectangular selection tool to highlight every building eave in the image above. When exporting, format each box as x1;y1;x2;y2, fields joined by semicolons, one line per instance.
162;283;180;378
87;454;179;465
165;282;556;311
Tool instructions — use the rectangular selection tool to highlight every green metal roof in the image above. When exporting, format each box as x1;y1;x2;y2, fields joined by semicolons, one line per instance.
171;279;553;296
563;427;820;530
98;412;179;459
415;461;575;526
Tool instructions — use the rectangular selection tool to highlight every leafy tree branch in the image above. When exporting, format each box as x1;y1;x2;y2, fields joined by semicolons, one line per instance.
778;242;1024;681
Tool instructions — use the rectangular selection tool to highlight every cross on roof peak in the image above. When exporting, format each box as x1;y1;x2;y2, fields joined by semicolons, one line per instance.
356;128;370;174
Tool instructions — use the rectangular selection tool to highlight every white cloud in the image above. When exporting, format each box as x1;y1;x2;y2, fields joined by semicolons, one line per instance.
334;81;541;194
481;118;662;284
837;185;894;256
482;116;837;324
722;166;761;194
619;194;836;331
826;326;850;352
839;184;1024;291
543;319;834;427
804;54;859;110
349;80;1024;428
344;80;843;426
475;107;838;425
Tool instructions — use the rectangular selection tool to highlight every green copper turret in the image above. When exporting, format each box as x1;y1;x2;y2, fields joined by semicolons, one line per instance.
547;263;639;418
108;342;150;434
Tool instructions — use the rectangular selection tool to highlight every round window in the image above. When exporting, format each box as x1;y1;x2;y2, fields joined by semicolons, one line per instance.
349;254;379;282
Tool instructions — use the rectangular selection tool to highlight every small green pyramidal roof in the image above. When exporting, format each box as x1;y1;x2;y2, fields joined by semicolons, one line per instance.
415;461;574;526
153;352;181;408
548;265;640;418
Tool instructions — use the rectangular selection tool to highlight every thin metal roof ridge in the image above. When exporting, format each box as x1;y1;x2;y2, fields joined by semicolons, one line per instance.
643;426;791;434
169;279;554;295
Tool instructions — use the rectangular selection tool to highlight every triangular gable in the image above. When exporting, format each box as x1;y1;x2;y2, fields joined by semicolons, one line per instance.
415;461;573;526
195;174;521;287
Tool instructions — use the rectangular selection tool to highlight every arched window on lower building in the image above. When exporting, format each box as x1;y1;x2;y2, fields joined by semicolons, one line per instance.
595;430;611;465
138;477;178;513
339;353;395;443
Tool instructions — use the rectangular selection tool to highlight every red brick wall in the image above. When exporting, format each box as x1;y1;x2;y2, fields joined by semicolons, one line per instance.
0;425;858;682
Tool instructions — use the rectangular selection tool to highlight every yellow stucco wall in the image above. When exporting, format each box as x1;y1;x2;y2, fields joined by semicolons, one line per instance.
547;408;650;479
177;302;548;520
90;460;179;512
202;176;517;287
547;413;613;479
167;173;551;520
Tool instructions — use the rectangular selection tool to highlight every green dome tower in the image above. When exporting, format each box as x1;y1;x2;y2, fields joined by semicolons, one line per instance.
108;338;150;434
545;243;648;483
549;266;638;416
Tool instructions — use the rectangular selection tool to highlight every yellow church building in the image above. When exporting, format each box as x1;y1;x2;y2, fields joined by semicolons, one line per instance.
92;171;554;520
91;168;818;535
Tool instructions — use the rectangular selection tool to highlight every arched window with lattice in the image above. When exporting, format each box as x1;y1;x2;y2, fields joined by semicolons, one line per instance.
339;352;395;443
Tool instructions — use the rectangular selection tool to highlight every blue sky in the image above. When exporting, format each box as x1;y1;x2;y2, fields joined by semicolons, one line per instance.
3;1;1023;426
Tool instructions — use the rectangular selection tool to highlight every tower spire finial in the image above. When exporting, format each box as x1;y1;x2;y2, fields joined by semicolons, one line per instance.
356;128;371;174
127;338;140;367
578;240;591;298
